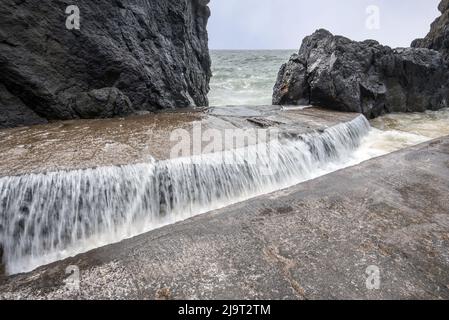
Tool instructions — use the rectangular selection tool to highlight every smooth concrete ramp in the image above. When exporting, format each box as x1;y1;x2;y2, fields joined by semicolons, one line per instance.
1;136;448;299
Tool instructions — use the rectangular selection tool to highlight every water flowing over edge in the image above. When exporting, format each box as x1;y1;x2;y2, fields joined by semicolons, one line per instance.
0;115;371;275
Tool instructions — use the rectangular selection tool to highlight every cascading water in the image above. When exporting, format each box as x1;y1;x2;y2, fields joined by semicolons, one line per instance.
0;115;371;274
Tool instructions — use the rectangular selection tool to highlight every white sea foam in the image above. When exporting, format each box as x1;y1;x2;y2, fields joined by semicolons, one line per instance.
208;50;295;106
0;116;372;274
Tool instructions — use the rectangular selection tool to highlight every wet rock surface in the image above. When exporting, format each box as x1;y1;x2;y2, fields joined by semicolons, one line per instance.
273;1;449;118
1;137;448;299
0;0;211;129
0;106;358;176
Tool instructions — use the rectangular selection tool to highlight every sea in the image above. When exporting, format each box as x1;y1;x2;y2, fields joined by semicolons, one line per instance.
208;49;449;148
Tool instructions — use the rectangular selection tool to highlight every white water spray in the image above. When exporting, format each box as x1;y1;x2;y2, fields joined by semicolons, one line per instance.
0;116;371;274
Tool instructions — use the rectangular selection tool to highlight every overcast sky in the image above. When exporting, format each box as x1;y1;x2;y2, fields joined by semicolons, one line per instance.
208;0;440;49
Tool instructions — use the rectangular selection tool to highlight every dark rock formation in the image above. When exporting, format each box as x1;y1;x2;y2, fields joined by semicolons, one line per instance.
412;0;449;57
0;84;47;128
274;1;449;118
0;0;211;128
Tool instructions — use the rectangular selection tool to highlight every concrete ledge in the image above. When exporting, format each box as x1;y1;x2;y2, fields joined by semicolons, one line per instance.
1;137;449;299
0;106;358;176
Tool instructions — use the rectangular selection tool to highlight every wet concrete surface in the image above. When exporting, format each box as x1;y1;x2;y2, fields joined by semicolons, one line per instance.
1;136;448;299
0;106;357;176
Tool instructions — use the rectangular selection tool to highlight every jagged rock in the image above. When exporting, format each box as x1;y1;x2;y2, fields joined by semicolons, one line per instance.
412;0;449;58
0;0;211;128
274;1;449;118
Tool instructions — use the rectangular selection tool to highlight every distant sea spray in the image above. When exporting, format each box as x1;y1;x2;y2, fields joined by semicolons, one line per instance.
208;50;296;106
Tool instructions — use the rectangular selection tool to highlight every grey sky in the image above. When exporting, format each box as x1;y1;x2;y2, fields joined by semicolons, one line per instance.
208;0;440;49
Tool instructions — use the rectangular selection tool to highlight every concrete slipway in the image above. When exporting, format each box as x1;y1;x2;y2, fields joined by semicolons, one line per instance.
1;135;448;300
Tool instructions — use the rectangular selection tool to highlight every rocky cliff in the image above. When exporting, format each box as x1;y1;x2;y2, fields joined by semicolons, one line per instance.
0;0;211;128
273;1;449;118
412;0;449;57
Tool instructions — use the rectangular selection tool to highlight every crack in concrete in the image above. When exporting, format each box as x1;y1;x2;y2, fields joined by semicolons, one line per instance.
244;223;307;299
263;245;307;300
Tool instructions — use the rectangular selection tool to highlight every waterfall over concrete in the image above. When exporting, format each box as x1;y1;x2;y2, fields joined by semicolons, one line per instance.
0;115;371;274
